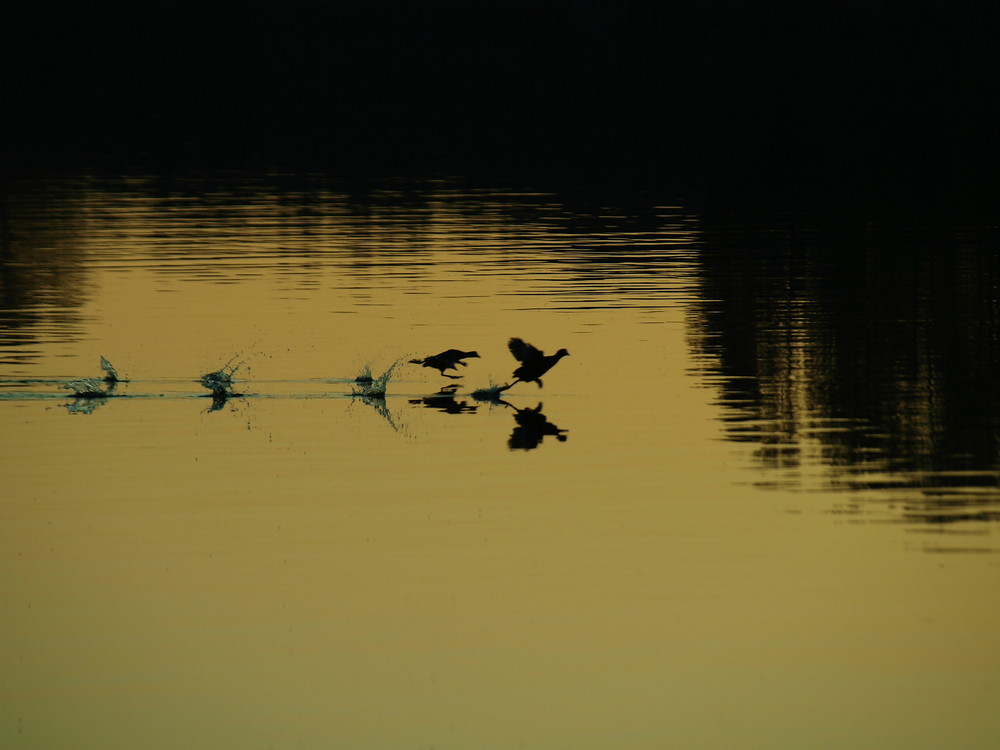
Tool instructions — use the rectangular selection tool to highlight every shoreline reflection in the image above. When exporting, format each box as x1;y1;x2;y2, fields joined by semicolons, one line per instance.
690;213;1000;526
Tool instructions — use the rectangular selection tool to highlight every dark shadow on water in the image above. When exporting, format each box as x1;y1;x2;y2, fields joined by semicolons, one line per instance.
688;212;1000;530
0;180;92;364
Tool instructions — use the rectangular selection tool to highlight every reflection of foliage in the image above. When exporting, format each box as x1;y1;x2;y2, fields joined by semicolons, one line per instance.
0;182;92;364
690;214;1000;520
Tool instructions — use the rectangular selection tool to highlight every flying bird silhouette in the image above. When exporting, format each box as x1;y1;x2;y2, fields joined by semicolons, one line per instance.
506;338;569;389
408;349;480;378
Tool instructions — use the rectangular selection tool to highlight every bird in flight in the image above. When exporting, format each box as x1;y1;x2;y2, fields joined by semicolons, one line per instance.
505;338;569;389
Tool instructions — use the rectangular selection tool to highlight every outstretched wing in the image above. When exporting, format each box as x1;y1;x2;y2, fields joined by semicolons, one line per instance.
508;337;541;363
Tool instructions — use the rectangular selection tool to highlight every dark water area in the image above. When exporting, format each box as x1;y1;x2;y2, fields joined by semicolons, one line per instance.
690;213;1000;521
4;3;999;207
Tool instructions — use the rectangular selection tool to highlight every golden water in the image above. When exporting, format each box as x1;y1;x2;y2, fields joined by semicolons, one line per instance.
1;175;998;748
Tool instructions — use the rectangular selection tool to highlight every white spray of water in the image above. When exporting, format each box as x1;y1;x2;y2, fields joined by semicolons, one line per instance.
63;378;108;397
351;360;401;399
99;356;124;382
199;352;253;396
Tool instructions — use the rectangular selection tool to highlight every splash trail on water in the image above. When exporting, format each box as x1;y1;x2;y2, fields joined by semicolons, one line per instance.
471;381;511;404
351;360;402;399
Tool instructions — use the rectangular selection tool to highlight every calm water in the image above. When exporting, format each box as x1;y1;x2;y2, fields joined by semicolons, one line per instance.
2;173;999;749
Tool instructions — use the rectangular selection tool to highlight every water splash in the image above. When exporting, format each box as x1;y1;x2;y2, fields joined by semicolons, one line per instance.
63;377;114;414
471;380;512;404
100;356;125;383
354;363;375;383
354;393;405;433
351;360;400;399
200;354;246;398
200;368;235;393
63;378;110;398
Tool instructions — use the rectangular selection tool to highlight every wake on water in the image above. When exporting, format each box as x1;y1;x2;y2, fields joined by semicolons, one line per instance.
63;377;110;398
63;356;126;398
18;351;538;409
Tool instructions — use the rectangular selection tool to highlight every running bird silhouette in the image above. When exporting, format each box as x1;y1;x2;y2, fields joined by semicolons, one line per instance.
505;338;569;389
408;349;480;378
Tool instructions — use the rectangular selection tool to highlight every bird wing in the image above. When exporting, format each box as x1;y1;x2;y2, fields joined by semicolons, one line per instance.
508;338;541;362
436;349;465;360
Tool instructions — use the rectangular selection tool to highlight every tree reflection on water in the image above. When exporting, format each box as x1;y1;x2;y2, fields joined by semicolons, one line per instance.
689;212;1000;523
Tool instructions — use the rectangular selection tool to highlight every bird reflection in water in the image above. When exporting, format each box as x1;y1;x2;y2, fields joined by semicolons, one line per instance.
409;384;478;414
413;384;569;450
351;393;405;432
470;389;568;450
505;402;568;450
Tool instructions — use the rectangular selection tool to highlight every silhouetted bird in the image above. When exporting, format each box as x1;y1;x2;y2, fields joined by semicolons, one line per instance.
507;402;568;450
408;349;480;378
506;338;569;388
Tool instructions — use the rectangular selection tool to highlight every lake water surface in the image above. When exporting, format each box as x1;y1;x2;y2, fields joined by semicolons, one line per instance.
2;173;999;749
